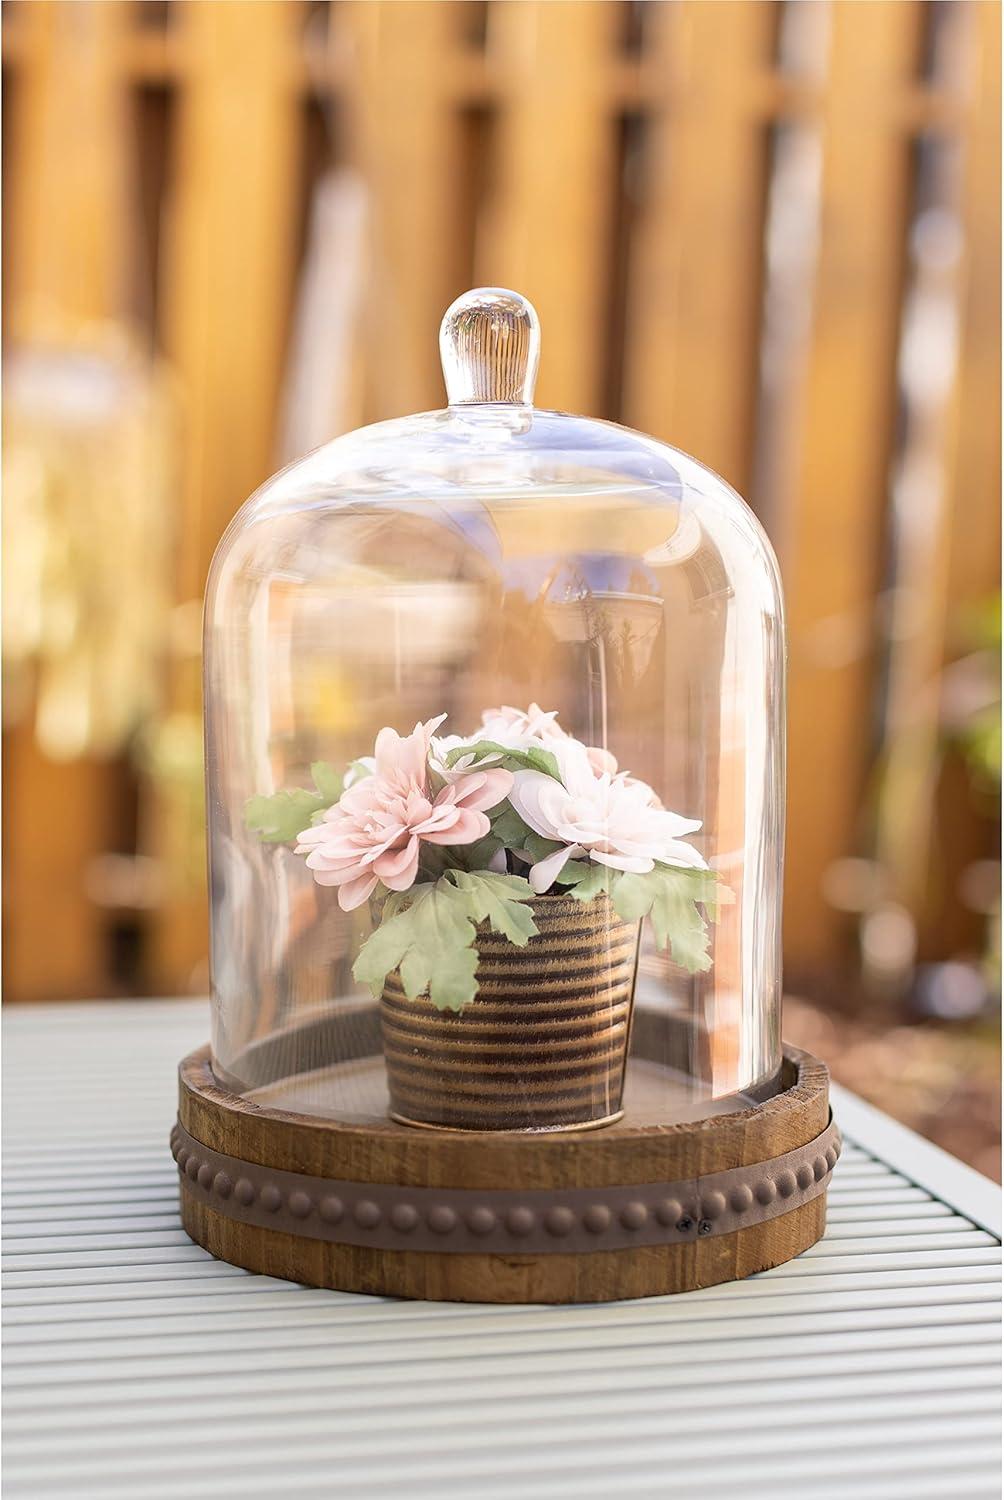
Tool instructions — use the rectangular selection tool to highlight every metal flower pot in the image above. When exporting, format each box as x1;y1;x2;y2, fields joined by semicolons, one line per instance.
380;892;641;1132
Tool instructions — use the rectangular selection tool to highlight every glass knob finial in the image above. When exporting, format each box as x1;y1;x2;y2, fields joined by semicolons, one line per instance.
439;287;540;406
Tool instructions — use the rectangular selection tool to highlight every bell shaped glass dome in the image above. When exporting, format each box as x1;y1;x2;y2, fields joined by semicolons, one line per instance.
204;288;785;1133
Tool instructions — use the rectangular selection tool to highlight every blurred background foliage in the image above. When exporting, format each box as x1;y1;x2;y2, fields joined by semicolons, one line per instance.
1;0;999;1176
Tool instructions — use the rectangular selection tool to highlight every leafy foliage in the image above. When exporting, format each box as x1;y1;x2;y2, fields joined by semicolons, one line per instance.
562;861;616;903
610;864;730;974
455;833;503;871
489;804;536;846
481;806;589;884
243;761;343;843
246;737;729;992
353;870;538;1012
444;740;562;781
520;834;590;885
449;869;539;945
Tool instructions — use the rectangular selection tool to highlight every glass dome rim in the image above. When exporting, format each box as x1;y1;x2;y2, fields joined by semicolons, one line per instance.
211;401;778;569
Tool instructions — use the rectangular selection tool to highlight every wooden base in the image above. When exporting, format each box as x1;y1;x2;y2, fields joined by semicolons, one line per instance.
175;1027;836;1303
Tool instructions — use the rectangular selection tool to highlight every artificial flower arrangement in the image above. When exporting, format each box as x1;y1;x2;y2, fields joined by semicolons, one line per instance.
247;704;726;1009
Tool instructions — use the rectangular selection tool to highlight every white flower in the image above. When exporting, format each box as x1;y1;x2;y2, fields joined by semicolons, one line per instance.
431;705;562;779
479;703;564;748
432;702;657;822
508;738;707;894
479;703;621;777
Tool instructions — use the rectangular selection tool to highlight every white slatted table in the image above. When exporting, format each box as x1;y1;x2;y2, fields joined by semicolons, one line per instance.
3;1000;1001;1500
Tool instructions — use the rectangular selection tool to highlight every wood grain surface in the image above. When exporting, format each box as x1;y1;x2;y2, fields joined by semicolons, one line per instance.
177;1033;831;1301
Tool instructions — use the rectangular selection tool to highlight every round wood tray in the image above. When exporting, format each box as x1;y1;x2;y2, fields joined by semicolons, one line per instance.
175;1018;836;1303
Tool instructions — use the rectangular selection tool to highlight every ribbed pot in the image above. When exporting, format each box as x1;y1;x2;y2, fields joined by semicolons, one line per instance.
380;892;641;1132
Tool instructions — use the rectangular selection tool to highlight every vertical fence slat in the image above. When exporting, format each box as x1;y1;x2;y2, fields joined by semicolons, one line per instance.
161;0;304;598
874;2;1002;940
621;1;775;494
782;0;922;972
476;0;619;415
941;1;1002;642
341;1;471;419
917;0;1002;948
150;0;305;987
3;0;133;1001
7;0;132;327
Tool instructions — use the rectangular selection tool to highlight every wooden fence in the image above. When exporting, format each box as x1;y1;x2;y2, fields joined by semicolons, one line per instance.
2;0;1000;1001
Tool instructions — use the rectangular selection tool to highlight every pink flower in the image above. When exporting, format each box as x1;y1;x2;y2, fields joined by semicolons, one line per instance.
508;738;706;894
295;716;512;911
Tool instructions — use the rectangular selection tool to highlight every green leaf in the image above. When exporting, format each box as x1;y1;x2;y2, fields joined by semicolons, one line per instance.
425;946;480;1012
444;739;509;769
564;862;616;903
352;879;477;1011
684;867;734;923
245;760;344;844
446;870;538;946
310;761;344;803
352;906;418;994
605;863;731;975
463;870;535;901
397;882;480;1011
490;805;535;845
606;870;653;922
381;890;412;920
520;746;562;781
243;788;327;843
523;833;564;862
649;875;713;975
457;834;504;871
444;740;563;781
550;859;591;886
352;871;538;1012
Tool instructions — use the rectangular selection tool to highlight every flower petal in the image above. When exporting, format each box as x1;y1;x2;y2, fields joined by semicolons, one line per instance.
658;840;708;871
529;843;583;894
591;850;655;874
375;836;420;890
337;872;380;911
450;767;514;812
309;867;352;887
658;810;703;838
586;746;619;776
421;808;490;845
509;771;566;839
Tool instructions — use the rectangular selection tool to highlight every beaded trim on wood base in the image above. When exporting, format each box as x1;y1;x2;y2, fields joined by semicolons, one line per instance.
172;1113;840;1255
176;1036;833;1299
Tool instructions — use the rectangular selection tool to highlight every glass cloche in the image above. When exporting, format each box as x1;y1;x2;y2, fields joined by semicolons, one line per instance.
204;288;785;1135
